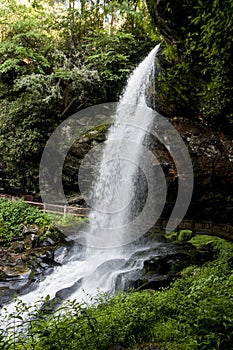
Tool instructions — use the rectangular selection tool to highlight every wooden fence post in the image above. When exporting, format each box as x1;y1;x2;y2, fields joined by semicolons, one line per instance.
64;205;67;216
191;219;195;233
210;219;213;235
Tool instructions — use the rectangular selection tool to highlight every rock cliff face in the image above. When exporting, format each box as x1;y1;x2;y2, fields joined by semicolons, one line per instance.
62;117;233;224
170;118;233;224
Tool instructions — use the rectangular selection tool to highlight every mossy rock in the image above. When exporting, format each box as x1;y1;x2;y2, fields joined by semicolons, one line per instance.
188;234;225;248
83;124;109;142
177;230;194;242
165;231;178;241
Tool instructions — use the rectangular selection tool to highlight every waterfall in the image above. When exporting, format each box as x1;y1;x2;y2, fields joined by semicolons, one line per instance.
1;45;162;318
85;44;160;250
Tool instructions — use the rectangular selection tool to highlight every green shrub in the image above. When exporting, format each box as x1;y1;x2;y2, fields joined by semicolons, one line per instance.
51;214;88;227
0;198;52;242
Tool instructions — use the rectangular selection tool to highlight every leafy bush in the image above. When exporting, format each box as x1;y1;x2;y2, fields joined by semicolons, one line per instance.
147;0;233;129
0;198;52;242
0;0;157;193
51;213;88;227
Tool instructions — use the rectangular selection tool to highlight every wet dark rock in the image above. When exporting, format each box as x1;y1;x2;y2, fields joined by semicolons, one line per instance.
24;233;39;249
0;230;72;305
22;224;42;235
2;266;31;279
42;237;56;246
54;246;70;264
11;241;25;253
41;278;83;313
39;262;50;268
67;194;86;206
32;248;54;261
168;119;233;223
93;259;126;279
117;242;214;292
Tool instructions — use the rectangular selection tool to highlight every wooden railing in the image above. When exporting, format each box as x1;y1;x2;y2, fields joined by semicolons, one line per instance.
25;201;89;217
18;202;233;241
1;193;233;241
155;218;233;241
0;194;88;217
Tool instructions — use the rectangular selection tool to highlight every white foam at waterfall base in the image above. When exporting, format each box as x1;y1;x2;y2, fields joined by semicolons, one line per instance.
0;45;161;324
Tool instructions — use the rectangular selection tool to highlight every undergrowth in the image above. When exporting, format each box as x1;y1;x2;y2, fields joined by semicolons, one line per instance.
0;236;233;349
0;198;52;242
0;198;87;243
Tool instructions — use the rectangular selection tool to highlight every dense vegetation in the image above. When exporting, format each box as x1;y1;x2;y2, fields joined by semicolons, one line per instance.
1;235;233;349
0;0;154;192
0;0;232;193
146;0;233;127
0;198;52;242
0;197;85;243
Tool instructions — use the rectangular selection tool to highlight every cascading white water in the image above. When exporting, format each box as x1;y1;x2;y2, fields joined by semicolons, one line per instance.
1;45;161;319
85;44;160;250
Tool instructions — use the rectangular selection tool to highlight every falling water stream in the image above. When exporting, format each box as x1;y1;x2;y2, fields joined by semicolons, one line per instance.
2;45;163;319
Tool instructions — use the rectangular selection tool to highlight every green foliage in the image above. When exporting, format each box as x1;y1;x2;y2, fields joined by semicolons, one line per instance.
0;198;51;242
0;0;157;193
156;55;200;118
165;230;178;241
1;237;233;349
50;213;87;227
0;57;102;190
147;0;233;128
188;0;233;126
189;234;223;249
84;32;137;99
177;229;193;242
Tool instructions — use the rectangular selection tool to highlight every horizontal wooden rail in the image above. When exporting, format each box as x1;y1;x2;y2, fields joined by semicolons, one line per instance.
26;201;89;217
0;194;89;217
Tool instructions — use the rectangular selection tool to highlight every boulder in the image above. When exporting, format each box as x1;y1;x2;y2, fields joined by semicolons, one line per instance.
116;242;213;292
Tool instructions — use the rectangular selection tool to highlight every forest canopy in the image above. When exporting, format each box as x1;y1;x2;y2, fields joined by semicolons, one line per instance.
0;0;232;193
